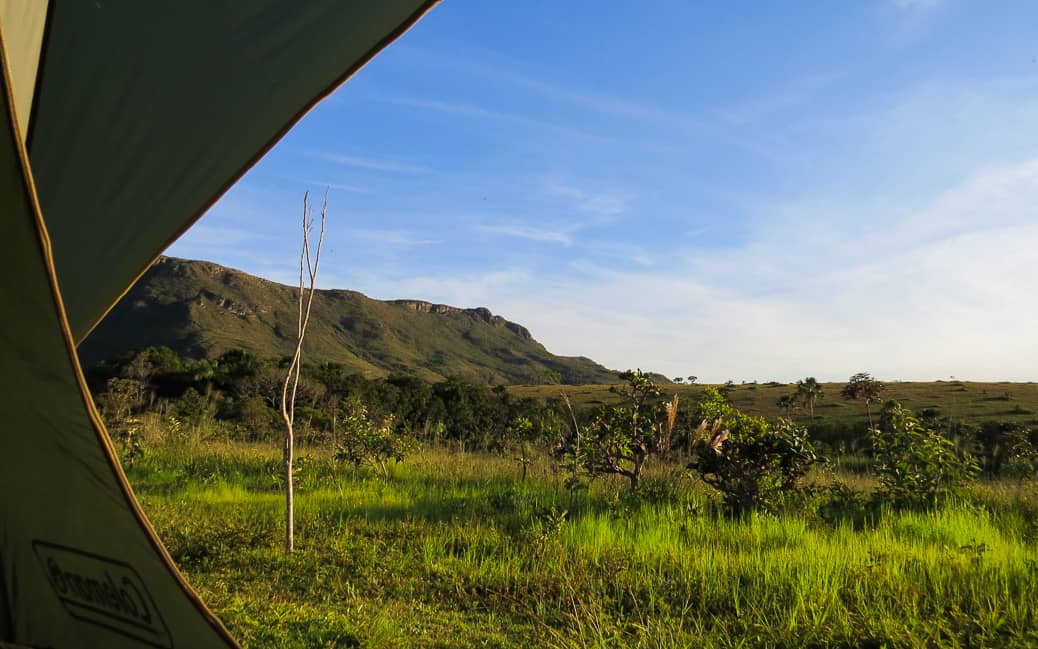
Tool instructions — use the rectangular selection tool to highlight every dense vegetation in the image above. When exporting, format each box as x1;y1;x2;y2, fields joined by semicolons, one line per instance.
89;346;1038;484
91;346;1038;647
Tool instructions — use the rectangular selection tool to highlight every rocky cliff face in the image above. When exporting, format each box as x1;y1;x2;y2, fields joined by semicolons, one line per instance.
391;300;533;340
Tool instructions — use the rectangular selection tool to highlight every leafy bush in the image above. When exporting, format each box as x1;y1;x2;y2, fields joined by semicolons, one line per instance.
112;418;146;467
816;483;880;530
967;421;1038;478
334;404;417;480
871;403;979;509
576;370;677;490
687;387;823;514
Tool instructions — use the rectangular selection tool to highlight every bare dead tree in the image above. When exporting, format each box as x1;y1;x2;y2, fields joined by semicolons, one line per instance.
281;190;326;554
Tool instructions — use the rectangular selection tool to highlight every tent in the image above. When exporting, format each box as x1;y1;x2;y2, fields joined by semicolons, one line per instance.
0;2;436;646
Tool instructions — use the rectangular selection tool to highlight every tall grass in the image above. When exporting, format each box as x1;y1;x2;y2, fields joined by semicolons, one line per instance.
127;443;1038;648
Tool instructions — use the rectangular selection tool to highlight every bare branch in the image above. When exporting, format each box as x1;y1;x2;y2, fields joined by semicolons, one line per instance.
280;190;327;554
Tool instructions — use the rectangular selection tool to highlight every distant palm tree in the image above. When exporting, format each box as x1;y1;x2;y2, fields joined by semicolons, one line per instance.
796;377;824;419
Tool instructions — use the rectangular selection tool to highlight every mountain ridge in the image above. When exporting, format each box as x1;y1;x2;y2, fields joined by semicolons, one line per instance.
79;257;618;385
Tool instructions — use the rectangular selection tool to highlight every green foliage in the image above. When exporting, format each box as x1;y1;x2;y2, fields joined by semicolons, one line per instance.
334;404;417;480
234;396;278;441
99;376;145;421
969;421;1038;478
578;370;672;490
513;380;1038;436
175;387;217;426
523;505;568;557
507;416;536;481
871;402;980;509
775;392;799;416
687;387;822;514
841;371;885;426
815;482;878;530
841;371;884;405
112;418;146;467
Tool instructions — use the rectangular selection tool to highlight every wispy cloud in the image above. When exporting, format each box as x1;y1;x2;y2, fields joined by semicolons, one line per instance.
509;75;703;133
388;45;704;134
350;228;439;246
476;223;575;245
548;183;629;218
582;241;654;267
305;180;371;194
893;0;943;10
371;93;507;120
718;71;848;127
353;155;1038;383
366;93;608;141
311;151;430;174
358;269;533;309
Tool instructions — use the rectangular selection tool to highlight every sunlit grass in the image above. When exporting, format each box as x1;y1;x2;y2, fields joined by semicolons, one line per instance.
128;443;1038;648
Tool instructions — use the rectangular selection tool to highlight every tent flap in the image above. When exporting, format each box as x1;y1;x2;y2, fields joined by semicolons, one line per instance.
1;39;238;646
1;2;436;646
29;0;436;342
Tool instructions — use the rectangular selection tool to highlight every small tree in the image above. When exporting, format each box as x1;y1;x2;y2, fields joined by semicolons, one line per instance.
281;190;326;554
99;377;145;423
335;404;416;481
99;377;147;465
841;372;884;428
871;403;978;509
796;377;824;419
688;387;821;514
508;415;537;482
579;370;675;490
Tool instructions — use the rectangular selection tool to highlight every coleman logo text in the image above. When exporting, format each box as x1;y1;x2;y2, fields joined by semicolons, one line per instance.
33;541;172;648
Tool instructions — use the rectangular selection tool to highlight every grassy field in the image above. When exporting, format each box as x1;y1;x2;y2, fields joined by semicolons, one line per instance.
127;441;1038;648
511;381;1038;429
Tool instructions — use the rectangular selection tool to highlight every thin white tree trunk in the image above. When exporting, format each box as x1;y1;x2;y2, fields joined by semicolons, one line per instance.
281;190;326;554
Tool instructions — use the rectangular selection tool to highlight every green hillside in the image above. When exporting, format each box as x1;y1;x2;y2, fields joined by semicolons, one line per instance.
511;380;1038;429
79;257;618;385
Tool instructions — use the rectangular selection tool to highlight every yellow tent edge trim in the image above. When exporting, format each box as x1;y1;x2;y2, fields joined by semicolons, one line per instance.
0;22;242;649
74;0;441;344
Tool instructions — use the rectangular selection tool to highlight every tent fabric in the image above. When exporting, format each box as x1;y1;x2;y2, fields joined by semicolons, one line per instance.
0;0;48;141
28;1;436;344
0;2;435;647
1;31;240;649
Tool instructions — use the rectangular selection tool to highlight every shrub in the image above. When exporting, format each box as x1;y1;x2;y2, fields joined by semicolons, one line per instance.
334;404;417;480
576;370;677;490
816;483;880;530
968;421;1037;477
687;387;823;515
871;403;979;509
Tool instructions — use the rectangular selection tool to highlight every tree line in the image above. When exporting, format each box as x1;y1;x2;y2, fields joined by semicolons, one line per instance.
88;348;1038;514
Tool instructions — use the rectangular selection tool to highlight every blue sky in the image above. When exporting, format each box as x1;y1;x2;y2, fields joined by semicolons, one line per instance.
169;0;1038;383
